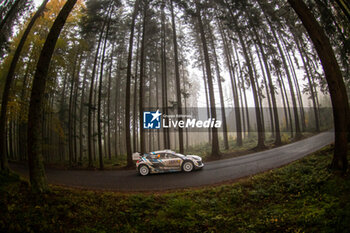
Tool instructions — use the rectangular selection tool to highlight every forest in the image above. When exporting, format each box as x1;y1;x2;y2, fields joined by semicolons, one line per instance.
0;0;349;194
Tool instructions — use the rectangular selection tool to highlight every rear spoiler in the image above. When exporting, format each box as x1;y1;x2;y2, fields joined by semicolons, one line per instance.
132;152;142;161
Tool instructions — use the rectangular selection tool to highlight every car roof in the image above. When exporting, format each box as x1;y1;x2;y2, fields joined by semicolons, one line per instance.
151;150;175;154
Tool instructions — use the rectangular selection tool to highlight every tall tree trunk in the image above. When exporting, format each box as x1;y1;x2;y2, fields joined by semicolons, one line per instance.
18;50;35;161
233;43;249;138
170;0;184;153
278;68;293;137
92;73;99;162
181;66;189;150
199;49;211;143
0;0;49;171
58;71;68;161
297;41;320;132
27;0;77;193
255;43;275;139
308;59;322;126
107;45;114;160
156;53;161;149
125;0;139;166
72;56;82;163
196;2;220;156
258;1;302;139
288;0;349;171
161;1;170;149
8;120;14;161
281;37;306;132
218;21;242;146
251;27;281;144
48;95;55;161
114;53;122;157
87;16;107;168
68;50;80;167
276;68;290;133
248;47;266;141
139;2;148;154
79;61;89;162
207;21;229;150
97;11;112;170
103;99;108;159
148;63;153;152
133;23;141;153
227;7;265;148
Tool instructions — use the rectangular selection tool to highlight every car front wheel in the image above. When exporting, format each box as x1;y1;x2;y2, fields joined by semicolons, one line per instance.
139;165;150;176
182;161;193;172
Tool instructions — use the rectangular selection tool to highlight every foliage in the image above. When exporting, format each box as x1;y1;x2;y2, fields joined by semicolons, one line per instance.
0;0;33;56
1;145;349;232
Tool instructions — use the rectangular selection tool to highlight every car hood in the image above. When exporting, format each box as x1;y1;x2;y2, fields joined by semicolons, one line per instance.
176;153;202;160
187;155;202;160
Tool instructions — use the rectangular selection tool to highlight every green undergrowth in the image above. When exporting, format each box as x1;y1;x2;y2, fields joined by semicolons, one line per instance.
1;145;349;232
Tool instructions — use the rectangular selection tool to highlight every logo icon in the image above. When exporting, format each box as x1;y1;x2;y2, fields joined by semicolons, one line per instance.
143;110;162;129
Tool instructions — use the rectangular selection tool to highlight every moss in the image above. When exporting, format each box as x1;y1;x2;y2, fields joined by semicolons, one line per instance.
1;145;349;232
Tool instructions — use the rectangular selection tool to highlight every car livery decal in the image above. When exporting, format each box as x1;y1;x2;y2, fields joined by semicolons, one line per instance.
136;150;204;175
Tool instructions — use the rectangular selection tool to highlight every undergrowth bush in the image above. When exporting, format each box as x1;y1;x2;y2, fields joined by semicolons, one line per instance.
1;145;349;232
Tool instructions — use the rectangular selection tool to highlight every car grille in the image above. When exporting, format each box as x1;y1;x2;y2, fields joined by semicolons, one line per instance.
197;161;202;166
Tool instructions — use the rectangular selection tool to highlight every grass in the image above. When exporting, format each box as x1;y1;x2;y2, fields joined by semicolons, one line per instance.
1;144;350;232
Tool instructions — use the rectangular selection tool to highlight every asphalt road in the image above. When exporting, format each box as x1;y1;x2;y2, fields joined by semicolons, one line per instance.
10;131;334;192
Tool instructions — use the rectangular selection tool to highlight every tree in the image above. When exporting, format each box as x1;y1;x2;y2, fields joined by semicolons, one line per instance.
170;0;184;153
68;47;81;166
257;0;302;140
133;23;141;153
125;0;139;166
196;1;220;157
161;0;170;150
0;0;49;172
86;4;108;168
138;1;149;154
27;0;78;192
288;0;349;172
207;19;229;150
216;18;243;147
97;7;113;170
224;0;265;149
294;35;320;132
244;6;281;145
79;59;89;162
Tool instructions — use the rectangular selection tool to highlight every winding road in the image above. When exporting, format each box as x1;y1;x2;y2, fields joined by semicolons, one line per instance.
10;131;334;192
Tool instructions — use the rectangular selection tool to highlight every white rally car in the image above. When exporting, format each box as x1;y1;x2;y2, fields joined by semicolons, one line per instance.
133;150;204;176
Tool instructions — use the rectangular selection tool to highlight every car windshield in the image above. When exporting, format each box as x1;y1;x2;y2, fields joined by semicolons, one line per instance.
146;153;160;159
